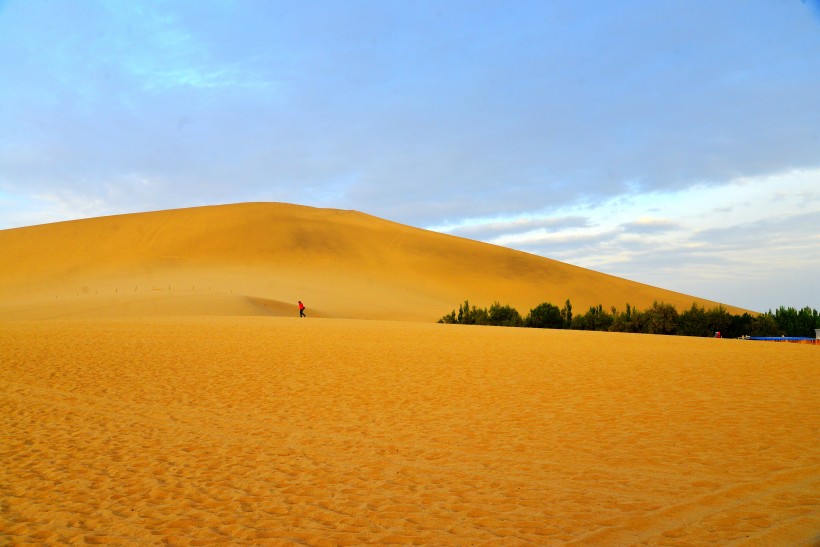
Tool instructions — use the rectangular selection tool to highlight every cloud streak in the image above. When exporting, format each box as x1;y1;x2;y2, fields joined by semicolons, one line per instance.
435;170;820;310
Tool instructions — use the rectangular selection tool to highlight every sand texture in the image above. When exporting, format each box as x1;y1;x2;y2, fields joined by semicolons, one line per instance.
0;203;751;322
2;318;818;545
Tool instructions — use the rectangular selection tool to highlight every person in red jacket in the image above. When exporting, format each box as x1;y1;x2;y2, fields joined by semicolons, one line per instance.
298;300;306;318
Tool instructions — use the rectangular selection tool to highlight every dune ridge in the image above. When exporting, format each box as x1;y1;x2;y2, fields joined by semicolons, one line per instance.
0;202;748;321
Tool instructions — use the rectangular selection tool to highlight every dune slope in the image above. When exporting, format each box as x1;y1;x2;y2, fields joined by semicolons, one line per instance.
0;202;746;320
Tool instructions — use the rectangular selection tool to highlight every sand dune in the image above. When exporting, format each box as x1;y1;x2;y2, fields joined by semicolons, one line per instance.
0;202;749;321
3;203;814;545
2;318;818;544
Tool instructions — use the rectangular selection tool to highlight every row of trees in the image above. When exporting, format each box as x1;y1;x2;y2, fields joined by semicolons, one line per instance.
438;300;820;338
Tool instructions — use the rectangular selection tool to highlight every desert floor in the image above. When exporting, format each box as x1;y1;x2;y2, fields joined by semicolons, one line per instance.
1;317;818;545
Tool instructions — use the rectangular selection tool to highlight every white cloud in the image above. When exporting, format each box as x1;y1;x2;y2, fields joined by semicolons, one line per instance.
128;63;278;92
0;173;169;228
621;217;680;233
427;168;820;310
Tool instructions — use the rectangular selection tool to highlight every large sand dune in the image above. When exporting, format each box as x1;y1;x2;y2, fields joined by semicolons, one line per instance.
0;202;748;321
1;318;818;544
3;203;815;545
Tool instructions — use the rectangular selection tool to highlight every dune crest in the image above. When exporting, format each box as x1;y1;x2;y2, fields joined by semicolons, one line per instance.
0;202;747;320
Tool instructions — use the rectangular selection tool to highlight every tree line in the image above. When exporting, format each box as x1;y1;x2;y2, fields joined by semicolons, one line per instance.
438;299;820;338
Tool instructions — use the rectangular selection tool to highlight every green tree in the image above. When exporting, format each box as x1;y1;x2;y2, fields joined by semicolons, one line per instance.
774;306;798;336
440;299;819;338
726;312;753;339
677;303;709;337
611;303;641;332
770;306;820;337
644;301;678;335
705;305;732;337
631;309;648;333
438;309;457;324
749;312;780;336
451;300;490;325
561;299;573;328
488;302;523;327
524;302;564;329
571;304;613;331
794;306;819;337
465;302;490;325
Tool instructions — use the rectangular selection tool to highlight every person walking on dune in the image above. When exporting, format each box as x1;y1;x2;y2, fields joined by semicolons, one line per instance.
298;300;306;318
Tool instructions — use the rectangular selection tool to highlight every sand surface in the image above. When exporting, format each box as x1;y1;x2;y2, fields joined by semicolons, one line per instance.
0;203;751;322
2;317;818;545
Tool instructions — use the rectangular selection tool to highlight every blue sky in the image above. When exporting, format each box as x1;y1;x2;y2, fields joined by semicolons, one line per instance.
1;0;819;312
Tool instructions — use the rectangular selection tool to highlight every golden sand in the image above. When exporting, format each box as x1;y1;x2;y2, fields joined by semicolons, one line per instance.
0;203;751;322
0;203;812;543
2;317;818;545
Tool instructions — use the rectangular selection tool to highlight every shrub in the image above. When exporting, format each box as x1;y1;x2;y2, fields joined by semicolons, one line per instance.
436;300;494;325
457;300;490;325
611;303;639;332
678;303;709;337
705;305;732;337
749;312;780;337
488;302;523;327
571;304;613;331
644;301;678;335
774;306;820;337
438;310;457;324
726;312;753;339
524;302;564;329
561;299;573;328
440;298;819;339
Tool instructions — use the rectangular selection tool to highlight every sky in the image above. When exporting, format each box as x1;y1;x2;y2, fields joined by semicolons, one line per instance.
1;0;819;312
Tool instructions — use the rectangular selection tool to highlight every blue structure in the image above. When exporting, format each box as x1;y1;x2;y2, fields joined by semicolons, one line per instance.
748;337;816;342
